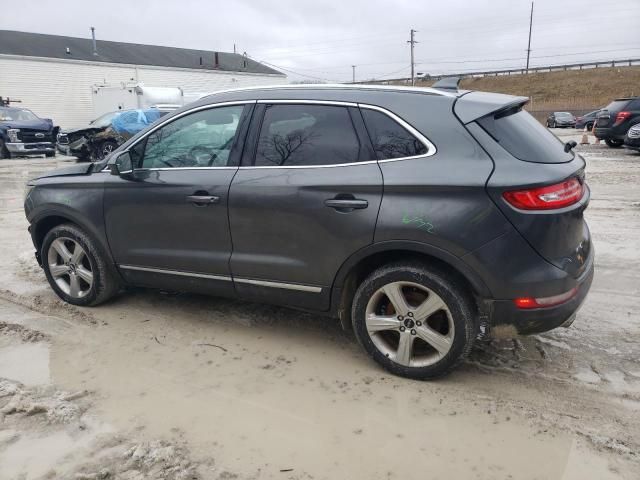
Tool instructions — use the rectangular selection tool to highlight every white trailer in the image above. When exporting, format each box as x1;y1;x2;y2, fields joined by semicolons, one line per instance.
91;83;185;118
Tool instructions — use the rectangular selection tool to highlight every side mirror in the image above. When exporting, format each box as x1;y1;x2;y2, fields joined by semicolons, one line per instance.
109;151;133;177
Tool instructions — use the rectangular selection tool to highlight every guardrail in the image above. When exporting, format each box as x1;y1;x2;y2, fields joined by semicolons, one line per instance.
362;58;640;84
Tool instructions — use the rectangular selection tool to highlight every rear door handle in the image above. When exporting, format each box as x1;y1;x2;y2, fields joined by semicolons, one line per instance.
324;198;369;211
186;195;220;206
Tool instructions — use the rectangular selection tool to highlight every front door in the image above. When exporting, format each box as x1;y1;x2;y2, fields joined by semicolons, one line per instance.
228;102;383;309
104;102;253;295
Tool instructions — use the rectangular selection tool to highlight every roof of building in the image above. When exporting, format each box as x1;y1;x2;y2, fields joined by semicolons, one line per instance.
0;30;284;76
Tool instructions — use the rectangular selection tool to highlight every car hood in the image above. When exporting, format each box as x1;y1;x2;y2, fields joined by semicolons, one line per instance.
60;125;107;136
32;163;94;180
1;118;53;131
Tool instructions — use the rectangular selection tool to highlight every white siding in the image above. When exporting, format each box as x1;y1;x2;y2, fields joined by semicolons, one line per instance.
0;55;285;128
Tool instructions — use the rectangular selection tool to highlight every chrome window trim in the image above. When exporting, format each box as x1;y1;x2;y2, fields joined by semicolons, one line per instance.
358;103;436;160
256;99;358;107
104;99;436;172
118;265;322;293
119;264;232;282
239;160;378;170
234;278;322;293
136;166;239;172
242;100;435;169
104;101;255;172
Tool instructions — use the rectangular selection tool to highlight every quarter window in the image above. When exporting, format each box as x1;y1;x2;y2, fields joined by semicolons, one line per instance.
137;105;244;169
361;109;427;160
255;104;360;166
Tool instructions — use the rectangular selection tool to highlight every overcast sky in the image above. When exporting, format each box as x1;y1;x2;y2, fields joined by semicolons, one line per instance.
2;0;639;82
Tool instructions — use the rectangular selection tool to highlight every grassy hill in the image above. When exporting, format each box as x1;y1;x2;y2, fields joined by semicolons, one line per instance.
455;66;640;111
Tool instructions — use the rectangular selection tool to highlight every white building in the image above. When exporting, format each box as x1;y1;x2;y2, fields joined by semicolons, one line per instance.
0;30;286;128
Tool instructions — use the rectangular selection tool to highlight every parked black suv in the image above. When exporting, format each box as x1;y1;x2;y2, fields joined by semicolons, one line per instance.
24;84;594;379
594;97;640;147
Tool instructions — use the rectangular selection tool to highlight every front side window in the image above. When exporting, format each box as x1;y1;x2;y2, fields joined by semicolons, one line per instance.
137;105;244;169
255;104;360;166
361;109;428;160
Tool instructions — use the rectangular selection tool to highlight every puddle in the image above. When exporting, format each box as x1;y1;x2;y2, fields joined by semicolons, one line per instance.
0;343;50;385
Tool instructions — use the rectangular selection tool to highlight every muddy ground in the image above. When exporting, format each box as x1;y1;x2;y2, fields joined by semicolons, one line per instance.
0;131;638;479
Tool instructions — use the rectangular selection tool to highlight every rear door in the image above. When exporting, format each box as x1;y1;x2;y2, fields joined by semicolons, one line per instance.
227;101;382;310
104;102;253;296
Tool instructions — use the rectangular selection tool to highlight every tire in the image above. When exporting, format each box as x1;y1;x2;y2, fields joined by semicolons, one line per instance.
552;121;557;128
42;223;119;306
0;139;11;159
94;139;118;160
45;152;56;158
605;138;624;148
586;122;594;130
351;262;476;380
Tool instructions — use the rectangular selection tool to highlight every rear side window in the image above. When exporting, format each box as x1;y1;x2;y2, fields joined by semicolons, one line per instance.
479;109;573;163
361;109;427;160
255;104;360;166
627;98;640;110
603;100;631;112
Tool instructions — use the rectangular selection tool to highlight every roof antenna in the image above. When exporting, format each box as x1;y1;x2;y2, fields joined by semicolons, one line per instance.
432;76;462;91
90;27;98;56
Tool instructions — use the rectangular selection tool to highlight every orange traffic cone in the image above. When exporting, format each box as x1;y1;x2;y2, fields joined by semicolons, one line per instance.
580;126;590;144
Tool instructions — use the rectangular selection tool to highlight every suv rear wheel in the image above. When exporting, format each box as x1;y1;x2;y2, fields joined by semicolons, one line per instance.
42;224;119;306
352;262;476;379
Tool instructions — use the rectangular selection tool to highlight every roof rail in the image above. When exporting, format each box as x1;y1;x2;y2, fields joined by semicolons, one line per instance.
200;83;458;100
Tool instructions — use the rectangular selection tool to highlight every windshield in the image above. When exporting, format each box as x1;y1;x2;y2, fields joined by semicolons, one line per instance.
555;112;573;118
90;111;121;128
0;107;39;121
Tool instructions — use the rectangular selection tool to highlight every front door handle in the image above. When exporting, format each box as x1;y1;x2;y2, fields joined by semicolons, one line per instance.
325;198;369;211
186;195;220;206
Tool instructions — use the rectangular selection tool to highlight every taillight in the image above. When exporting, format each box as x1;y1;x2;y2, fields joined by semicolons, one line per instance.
614;111;631;124
503;178;584;210
514;287;578;309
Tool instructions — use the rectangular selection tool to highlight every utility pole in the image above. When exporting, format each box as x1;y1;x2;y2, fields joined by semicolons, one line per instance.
352;65;356;83
407;29;418;86
525;2;534;73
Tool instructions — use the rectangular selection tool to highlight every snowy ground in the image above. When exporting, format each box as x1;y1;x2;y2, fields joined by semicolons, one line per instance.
0;133;639;479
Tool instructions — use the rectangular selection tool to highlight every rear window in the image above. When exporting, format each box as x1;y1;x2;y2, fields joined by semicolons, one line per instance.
479;108;573;163
603;100;631;112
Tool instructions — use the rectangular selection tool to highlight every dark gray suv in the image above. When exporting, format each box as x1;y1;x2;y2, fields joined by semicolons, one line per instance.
24;84;594;379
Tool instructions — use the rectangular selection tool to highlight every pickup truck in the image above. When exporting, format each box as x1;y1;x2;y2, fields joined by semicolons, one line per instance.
0;106;58;158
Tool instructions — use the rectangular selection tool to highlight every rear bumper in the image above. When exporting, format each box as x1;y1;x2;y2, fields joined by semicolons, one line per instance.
6;142;55;155
487;254;594;335
594;127;626;140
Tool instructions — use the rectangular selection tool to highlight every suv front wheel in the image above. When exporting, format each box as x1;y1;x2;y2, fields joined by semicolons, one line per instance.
352;262;476;379
42;223;119;306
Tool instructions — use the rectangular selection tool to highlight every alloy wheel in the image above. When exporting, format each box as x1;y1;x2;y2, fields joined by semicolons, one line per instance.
365;281;455;367
47;237;93;298
102;142;115;157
